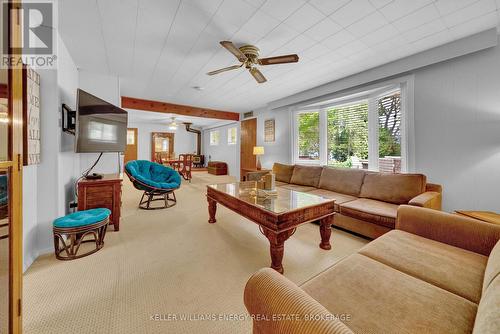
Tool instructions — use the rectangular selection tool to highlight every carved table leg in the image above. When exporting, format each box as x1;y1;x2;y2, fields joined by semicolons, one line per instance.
262;228;295;274
319;215;333;250
207;197;217;224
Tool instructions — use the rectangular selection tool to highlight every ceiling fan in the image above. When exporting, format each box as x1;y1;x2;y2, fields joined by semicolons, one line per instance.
207;41;299;83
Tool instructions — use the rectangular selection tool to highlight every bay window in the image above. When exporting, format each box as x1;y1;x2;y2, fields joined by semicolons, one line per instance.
293;80;412;173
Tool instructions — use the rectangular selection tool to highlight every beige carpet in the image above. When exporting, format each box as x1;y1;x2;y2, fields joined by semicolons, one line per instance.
23;172;368;334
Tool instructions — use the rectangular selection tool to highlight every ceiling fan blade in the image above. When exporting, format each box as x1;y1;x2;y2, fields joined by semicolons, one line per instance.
259;54;299;65
249;67;267;83
206;64;242;76
220;41;247;62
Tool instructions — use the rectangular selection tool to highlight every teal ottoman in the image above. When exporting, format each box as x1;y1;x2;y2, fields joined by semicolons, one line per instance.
53;208;111;260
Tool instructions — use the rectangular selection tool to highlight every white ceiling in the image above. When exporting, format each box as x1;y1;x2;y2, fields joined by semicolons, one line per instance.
126;108;235;129
60;0;500;112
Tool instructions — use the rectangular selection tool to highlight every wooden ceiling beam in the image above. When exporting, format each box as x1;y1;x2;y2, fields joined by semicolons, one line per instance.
121;96;240;121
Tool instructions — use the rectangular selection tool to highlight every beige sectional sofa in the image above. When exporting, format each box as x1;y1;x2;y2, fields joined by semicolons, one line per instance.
248;163;442;239
244;206;500;334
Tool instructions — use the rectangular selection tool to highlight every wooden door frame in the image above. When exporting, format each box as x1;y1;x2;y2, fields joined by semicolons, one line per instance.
0;1;24;332
240;118;257;180
151;132;174;161
124;128;138;164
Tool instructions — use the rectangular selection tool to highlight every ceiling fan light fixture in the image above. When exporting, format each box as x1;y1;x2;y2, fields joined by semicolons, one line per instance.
168;117;178;131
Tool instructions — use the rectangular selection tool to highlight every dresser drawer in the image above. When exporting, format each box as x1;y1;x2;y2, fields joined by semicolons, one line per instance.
86;198;113;208
85;185;114;196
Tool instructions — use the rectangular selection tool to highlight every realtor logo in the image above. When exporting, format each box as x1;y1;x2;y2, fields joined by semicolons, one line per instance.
1;1;57;68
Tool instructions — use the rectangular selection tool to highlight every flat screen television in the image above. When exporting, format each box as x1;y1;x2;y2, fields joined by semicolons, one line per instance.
75;89;128;153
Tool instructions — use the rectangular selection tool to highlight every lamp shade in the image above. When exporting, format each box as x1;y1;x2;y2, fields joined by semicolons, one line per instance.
253;146;264;155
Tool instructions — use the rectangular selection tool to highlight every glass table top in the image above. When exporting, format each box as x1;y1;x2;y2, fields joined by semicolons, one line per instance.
207;181;333;214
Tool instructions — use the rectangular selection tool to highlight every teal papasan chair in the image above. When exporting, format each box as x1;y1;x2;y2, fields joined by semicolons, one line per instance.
125;160;182;210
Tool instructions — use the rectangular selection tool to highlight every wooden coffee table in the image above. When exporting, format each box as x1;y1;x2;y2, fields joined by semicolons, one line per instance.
206;182;335;274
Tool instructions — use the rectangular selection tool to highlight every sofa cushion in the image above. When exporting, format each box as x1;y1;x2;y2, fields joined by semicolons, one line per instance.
359;173;426;205
359;230;487;303
473;275;500;334
279;184;317;193
272;163;295;183
302;254;478;334
340;198;398;229
307;189;357;212
318;167;366;196
275;181;288;187
483;240;500;294
289;165;323;187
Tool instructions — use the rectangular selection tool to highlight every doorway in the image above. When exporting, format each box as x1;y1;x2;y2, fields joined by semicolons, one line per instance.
151;132;174;163
240;118;257;180
124;128;138;164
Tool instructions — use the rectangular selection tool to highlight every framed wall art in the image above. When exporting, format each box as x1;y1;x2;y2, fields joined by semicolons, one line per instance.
23;66;41;165
264;118;275;143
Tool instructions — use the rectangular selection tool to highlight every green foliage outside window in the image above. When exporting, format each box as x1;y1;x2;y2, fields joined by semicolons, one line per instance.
378;93;401;158
327;102;368;167
298;112;319;160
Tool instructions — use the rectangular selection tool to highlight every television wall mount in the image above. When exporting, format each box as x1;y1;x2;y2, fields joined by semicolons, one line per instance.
62;103;76;135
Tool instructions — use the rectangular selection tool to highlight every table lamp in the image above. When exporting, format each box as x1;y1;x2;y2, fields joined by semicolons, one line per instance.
253;146;265;170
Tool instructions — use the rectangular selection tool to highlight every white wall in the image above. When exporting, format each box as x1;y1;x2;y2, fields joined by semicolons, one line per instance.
202;123;240;178
127;121;197;161
413;37;500;212
22;166;38;270
58;34;80;216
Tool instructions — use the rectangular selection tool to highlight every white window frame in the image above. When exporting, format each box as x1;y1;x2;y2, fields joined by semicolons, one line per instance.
292;75;414;172
227;127;237;145
209;130;220;146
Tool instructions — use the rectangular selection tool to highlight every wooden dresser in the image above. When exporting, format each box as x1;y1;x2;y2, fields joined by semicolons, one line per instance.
77;174;122;231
